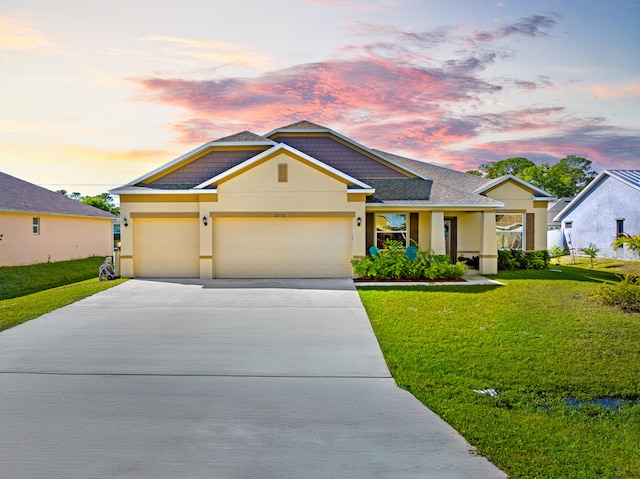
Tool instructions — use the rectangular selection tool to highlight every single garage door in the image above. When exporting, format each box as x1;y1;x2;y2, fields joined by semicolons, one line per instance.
214;217;352;278
134;218;200;277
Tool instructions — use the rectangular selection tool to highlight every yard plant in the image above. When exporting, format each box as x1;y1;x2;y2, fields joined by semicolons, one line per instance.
351;240;466;280
359;265;640;478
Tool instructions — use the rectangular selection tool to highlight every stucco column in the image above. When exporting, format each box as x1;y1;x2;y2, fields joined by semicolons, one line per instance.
199;199;215;279
430;211;446;255
479;211;498;274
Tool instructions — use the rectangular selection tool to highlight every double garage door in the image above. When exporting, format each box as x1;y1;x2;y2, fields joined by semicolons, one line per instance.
134;217;352;278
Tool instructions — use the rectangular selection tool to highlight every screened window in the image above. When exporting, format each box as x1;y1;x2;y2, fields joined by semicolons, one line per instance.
32;217;40;235
496;214;523;249
376;213;407;248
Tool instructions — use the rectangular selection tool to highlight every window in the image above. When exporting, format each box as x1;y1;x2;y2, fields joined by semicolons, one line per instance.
278;163;288;183
376;213;407;248
32;217;40;235
496;214;523;249
616;219;624;237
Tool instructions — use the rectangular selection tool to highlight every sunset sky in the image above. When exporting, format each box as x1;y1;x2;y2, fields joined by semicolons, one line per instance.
1;0;638;197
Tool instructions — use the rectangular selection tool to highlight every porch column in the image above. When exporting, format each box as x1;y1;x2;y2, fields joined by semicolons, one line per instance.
430;211;446;255
479;211;498;274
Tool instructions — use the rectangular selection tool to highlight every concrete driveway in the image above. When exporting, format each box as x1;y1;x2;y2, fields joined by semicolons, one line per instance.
0;279;506;478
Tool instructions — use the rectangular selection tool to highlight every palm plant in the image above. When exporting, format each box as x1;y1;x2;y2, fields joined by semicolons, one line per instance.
612;233;640;257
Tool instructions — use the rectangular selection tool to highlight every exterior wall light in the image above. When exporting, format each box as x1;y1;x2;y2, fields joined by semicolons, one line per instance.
202;216;208;226
357;217;362;227
122;218;128;227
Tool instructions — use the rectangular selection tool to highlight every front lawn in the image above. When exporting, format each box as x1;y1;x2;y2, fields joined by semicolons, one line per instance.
0;256;108;300
358;265;640;478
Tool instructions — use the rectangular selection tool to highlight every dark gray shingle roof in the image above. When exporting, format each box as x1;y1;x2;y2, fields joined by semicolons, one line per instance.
274;136;407;179
0;172;116;218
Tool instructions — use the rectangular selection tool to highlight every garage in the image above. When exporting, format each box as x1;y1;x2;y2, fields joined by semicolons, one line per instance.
134;218;200;277
214;217;352;278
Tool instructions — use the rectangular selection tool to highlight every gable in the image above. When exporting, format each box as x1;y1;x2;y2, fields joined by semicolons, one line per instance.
218;150;350;194
482;179;541;201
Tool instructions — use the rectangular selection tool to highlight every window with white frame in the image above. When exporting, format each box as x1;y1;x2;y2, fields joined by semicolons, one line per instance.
32;217;40;235
496;213;523;249
376;213;407;248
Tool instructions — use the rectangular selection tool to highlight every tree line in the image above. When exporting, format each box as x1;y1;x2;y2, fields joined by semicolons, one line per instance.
466;155;597;198
56;190;120;215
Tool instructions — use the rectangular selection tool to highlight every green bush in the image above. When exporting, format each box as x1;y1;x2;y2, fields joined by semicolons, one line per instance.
351;240;466;280
498;249;551;271
591;274;640;313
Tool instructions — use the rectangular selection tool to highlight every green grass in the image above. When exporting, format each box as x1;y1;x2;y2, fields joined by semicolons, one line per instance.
358;265;640;478
0;256;108;300
0;278;126;332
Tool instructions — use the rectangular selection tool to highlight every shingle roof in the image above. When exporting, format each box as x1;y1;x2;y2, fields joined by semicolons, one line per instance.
0;172;116;218
274;136;407;179
372;150;502;206
147;148;270;186
364;178;432;202
270;120;328;131
213;131;273;143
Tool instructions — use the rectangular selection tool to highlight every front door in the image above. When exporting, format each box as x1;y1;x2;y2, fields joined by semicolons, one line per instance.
444;217;457;262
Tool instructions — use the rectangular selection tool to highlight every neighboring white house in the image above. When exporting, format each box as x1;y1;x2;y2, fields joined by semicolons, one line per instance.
554;170;640;260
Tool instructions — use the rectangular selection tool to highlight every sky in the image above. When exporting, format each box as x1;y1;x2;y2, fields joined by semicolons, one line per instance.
1;0;638;197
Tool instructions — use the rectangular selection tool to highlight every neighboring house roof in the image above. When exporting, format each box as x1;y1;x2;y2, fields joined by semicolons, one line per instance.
554;169;640;222
548;198;573;225
0;172;116;219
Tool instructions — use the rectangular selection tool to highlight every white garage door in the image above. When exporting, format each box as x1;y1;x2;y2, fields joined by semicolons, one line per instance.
214;217;352;278
134;218;200;277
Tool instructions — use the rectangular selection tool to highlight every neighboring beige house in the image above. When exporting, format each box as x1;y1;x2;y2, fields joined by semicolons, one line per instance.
111;121;553;279
0;172;116;267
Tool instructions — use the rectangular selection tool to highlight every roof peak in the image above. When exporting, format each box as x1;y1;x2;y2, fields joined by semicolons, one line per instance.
213;130;272;143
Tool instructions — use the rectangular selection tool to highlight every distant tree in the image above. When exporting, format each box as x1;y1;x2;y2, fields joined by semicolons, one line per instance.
541;156;597;198
56;189;68;196
479;157;536;178
474;155;596;197
82;193;120;215
465;170;484;177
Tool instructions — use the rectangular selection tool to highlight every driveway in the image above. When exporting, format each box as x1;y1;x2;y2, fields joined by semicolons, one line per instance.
0;279;506;478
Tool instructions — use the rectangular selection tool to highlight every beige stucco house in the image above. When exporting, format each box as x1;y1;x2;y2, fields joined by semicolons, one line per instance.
0;172;116;267
110;121;553;279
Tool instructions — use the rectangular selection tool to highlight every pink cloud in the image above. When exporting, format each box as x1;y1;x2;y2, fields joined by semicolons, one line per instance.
128;15;638;173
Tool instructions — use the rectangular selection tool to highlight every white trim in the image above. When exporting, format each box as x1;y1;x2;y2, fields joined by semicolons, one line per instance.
266;126;432;181
124;140;276;186
474;174;553;198
348;188;375;195
195;143;374;190
366;202;504;209
110;188;218;195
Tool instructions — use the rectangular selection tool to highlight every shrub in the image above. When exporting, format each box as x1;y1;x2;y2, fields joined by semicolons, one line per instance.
498;249;551;271
351;240;467;280
549;245;567;265
591;274;640;313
